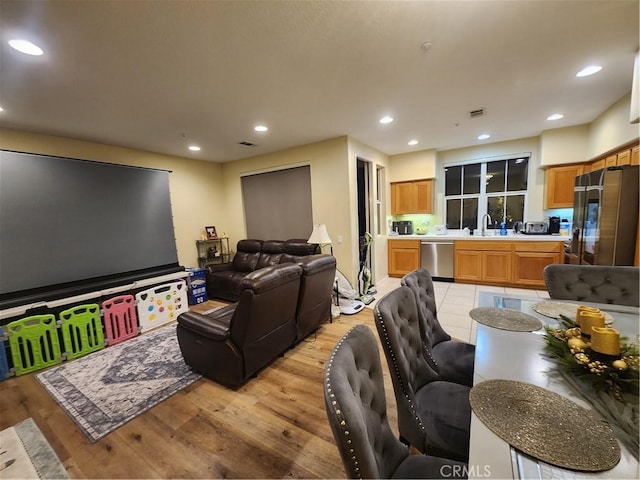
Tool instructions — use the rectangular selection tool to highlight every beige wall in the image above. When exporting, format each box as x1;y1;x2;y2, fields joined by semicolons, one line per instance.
347;137;391;283
588;92;639;158
0;128;225;268
539;124;590;166
388;149;437;182
220;136;365;281
436;137;544;222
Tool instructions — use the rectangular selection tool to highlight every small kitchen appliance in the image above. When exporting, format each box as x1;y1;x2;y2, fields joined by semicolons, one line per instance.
523;221;549;235
392;221;413;235
548;216;561;235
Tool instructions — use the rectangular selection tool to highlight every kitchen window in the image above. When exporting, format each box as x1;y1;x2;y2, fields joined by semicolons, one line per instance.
445;156;529;230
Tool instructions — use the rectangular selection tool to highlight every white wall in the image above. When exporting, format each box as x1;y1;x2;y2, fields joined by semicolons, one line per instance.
436;137;544;223
0;128;225;268
347;137;391;284
539;124;590;166
389;149;437;182
588;92;639;158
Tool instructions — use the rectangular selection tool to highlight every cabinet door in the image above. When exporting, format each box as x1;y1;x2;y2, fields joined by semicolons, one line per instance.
388;240;420;277
454;250;482;282
631;145;639;166
605;154;618;167
482;251;511;283
415;180;433;213
616;149;631;166
392;182;415;214
544;165;584;209
591;158;605;171
513;252;561;288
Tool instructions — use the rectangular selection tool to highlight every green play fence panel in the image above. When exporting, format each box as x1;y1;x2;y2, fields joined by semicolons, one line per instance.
7;314;63;376
59;304;105;361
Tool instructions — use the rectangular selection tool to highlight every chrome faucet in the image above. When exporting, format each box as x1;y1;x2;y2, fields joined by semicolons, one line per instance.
481;214;492;236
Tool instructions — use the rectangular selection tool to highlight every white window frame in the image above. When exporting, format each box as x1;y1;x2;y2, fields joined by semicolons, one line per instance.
444;153;531;229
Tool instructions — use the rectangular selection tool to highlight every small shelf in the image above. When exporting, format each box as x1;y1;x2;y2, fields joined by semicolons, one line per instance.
196;238;230;268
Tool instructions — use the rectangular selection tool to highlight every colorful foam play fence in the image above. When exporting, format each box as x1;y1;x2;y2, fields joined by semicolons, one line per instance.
135;280;189;333
101;294;139;346
7;314;63;376
59;304;106;361
0;326;10;380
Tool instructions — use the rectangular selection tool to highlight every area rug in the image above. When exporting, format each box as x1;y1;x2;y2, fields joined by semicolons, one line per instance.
36;323;201;443
0;418;69;479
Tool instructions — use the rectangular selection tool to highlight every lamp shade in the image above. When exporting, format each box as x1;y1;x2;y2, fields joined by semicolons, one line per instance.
308;224;332;245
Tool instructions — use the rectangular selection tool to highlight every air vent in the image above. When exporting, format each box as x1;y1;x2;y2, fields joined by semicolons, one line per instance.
238;141;258;147
468;108;486;118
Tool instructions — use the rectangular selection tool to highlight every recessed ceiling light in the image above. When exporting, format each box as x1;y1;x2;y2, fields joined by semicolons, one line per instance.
478;134;491;140
576;65;602;77
379;116;394;124
188;145;201;152
8;39;44;56
0;106;4;112
254;125;268;132
547;113;564;121
408;140;419;146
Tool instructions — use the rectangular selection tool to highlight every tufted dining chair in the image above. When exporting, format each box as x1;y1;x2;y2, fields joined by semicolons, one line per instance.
323;324;467;479
374;287;471;462
401;269;475;387
543;264;640;307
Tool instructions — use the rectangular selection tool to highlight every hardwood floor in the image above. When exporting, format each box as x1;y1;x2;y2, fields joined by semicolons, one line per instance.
0;305;398;479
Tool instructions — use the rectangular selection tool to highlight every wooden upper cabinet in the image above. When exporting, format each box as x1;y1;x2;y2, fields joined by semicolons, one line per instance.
391;179;433;214
414;180;433;213
631;145;639;166
544;164;584;209
605;154;618;167
591;158;606;171
616;149;631;166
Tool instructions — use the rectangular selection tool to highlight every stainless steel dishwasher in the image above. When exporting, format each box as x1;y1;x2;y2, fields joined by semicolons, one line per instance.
420;240;454;280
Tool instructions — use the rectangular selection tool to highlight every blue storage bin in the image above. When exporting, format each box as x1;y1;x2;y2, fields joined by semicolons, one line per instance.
186;267;208;305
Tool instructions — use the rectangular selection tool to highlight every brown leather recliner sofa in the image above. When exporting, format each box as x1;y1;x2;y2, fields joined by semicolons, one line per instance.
207;239;320;302
177;263;302;387
207;238;337;343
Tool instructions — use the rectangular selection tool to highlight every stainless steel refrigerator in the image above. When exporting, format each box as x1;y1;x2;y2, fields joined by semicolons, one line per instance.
569;165;639;265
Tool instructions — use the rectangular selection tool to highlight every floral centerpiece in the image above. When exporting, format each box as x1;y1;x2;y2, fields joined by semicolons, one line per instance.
543;314;639;459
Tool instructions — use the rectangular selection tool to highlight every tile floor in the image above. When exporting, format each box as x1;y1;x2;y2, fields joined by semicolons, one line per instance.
365;277;550;345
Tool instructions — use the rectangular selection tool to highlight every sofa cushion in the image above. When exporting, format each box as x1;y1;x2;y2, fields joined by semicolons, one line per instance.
281;239;320;263
232;239;262;272
256;240;285;269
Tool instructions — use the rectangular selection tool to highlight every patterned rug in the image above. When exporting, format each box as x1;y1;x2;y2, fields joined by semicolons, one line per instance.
36;323;201;443
0;418;69;479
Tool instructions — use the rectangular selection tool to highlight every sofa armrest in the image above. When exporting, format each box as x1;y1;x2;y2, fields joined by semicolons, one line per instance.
208;262;235;273
177;306;235;341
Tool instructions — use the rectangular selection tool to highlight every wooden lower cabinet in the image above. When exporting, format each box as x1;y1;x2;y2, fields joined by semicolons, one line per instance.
388;239;421;277
483;251;512;283
454;240;563;288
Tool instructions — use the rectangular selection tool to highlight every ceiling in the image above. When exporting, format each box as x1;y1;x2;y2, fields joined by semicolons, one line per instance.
0;0;638;163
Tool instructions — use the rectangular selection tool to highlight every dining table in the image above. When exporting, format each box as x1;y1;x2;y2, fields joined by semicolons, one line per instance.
468;291;639;480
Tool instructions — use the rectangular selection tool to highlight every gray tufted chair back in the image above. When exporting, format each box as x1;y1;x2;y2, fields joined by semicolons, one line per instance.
374;286;440;450
402;268;452;349
544;264;640;307
323;325;409;479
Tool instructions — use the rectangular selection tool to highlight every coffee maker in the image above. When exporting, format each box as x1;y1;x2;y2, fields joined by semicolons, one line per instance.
548;216;561;235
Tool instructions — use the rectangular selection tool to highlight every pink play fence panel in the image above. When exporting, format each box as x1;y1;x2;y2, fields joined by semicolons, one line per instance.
101;295;139;346
135;280;188;333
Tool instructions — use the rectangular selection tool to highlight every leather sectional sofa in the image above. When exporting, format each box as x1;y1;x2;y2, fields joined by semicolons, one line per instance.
177;239;337;387
206;239;321;302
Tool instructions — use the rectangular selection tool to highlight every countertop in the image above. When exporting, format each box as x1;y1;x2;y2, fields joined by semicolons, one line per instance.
387;232;569;242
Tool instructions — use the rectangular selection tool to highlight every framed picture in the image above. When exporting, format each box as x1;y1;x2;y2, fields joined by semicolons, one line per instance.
205;226;218;240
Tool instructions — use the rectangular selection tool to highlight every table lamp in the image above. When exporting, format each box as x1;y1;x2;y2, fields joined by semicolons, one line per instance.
308;224;333;255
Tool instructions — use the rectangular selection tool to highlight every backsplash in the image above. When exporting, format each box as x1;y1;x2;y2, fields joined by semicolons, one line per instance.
388;213;440;234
